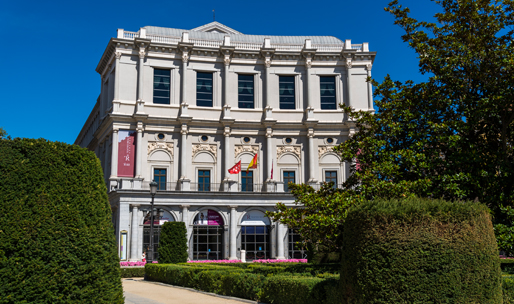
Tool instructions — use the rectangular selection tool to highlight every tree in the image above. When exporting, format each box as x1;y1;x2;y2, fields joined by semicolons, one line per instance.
0;128;6;139
271;0;514;253
158;221;188;263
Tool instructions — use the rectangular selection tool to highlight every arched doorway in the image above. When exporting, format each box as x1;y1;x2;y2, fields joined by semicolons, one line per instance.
192;210;224;260
143;210;175;261
241;210;271;260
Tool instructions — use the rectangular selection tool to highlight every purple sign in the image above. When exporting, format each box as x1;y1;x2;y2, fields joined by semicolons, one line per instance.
208;209;223;226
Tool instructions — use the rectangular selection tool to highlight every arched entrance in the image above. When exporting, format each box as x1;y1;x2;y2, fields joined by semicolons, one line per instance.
192;210;224;260
143;210;175;261
241;210;271;260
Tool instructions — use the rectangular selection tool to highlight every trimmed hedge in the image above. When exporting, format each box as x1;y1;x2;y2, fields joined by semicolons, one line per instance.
158;221;188;263
121;267;145;278
341;197;502;304
0;138;123;303
145;263;339;303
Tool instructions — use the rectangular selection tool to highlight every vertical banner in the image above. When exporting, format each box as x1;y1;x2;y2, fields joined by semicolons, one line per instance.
120;230;128;260
118;130;136;177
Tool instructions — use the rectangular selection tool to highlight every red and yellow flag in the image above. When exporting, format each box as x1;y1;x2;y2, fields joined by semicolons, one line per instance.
246;154;257;173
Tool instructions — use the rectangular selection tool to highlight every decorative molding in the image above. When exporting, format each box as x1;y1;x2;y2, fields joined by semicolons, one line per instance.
192;143;217;158
235;145;259;158
318;146;335;159
224;126;231;137
346;58;352;69
264;58;271;68
115;52;122;59
277;145;301;160
181;124;188;135
139;51;146;59
148;142;174;157
307;128;315;138
366;63;372;71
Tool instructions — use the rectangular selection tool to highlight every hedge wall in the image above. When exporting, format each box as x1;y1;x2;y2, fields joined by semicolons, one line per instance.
0;138;123;303
341;197;502;304
158;221;188;263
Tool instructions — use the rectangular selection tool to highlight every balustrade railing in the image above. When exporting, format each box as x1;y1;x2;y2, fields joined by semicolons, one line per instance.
190;38;222;48
141;181;179;191
147;34;180;44
190;183;223;192
271;44;303;51
233;41;262;50
313;44;344;52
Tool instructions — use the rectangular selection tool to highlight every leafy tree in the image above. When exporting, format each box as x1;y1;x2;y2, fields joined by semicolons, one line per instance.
0;128;6;139
158;221;188;263
271;0;514;253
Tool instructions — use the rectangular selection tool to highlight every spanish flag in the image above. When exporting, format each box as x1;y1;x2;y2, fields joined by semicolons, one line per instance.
246;153;257;173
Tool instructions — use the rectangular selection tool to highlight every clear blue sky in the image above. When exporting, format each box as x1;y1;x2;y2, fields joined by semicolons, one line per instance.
0;0;441;144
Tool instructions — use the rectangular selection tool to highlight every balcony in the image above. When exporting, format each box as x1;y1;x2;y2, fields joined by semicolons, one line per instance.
114;179;283;193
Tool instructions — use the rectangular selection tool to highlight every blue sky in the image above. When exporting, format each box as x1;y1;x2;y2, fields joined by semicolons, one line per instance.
0;0;441;144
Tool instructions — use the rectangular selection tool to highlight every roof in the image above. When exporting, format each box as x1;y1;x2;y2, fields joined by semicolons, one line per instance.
143;22;344;45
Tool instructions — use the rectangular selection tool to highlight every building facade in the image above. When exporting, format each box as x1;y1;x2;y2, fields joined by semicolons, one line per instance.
75;22;375;261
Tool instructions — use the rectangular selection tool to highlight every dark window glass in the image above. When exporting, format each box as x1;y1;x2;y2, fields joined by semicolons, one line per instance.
285;138;292;144
243;137;251;143
242;171;254;192
198;170;211;191
288;228;308;259
325;171;337;188
154;168;166;190
279;76;295;109
157;133;165;140
283;171;295;192
320;76;336;110
201;135;208;142
241;225;270;261
143;226;162;261
238;74;254;108
192;225;223;260
196;72;213;107
153;69;171;104
327;137;334;144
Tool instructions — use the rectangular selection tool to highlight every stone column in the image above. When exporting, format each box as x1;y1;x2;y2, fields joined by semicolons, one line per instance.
113;52;122;113
346;59;352;108
276;223;286;259
129;205;140;261
307;128;317;183
180;124;188;180
135;122;143;178
180;46;190;104
136;45;146;114
229;206;238;260
181;205;190;257
109;129;119;180
266;127;273;181
224;126;231;180
366;64;373;110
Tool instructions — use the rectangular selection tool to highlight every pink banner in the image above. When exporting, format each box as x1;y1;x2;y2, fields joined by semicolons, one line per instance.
118;130;136;177
208;209;223;226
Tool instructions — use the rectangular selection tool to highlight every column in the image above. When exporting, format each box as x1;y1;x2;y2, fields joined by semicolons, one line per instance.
346;59;352;108
265;60;271;109
223;58;229;108
276;223;286;259
109;129;119;180
229;206;238;260
181;47;189;104
366;64;373;110
266;128;273;181
181;205;190;258
129;205;140;261
113;52;122;113
224;127;231;180
136;45;146;114
135;123;143;178
180;124;188;179
307;128;317;183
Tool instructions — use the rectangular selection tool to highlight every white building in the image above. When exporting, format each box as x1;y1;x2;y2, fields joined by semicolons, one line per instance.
75;22;375;261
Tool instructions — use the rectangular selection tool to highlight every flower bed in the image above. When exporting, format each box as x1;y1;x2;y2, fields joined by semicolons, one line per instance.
120;259;307;267
120;261;157;267
253;259;308;263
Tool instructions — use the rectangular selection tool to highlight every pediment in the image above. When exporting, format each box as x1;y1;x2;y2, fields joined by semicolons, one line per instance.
190;22;243;35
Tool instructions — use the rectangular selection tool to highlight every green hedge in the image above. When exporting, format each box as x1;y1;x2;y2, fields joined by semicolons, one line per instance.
341;197;502;304
0;138;123;303
121;267;145;278
158;222;188;263
145;263;339;303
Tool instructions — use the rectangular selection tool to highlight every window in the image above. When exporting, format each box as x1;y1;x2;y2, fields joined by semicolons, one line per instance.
192;225;223;260
238;74;254;108
320;76;336;110
197;72;213;107
241;226;270;260
288;228;307;259
153;69;171;104
283;171;295;192
198;170;211;191
279;76;295;109
154;168;167;190
241;171;254;192
325;171;337;188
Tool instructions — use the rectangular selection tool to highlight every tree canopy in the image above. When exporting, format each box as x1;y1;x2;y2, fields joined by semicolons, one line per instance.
270;0;514;253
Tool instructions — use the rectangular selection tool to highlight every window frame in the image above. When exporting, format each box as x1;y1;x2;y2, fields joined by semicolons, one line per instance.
153;68;171;105
241;171;254;192
238;74;255;109
324;170;338;188
283;171;296;192
196;71;214;107
153;168;167;190
197;169;211;192
279;75;296;110
320;76;337;110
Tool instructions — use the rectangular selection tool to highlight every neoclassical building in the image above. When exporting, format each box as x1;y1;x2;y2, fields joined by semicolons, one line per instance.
75;22;375;261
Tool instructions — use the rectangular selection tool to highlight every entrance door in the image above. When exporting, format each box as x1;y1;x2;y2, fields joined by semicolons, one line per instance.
142;210;175;261
192;210;224;260
241;225;270;260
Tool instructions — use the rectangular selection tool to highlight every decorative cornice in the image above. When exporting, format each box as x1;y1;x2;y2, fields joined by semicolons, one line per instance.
277;145;301;160
235;145;259;158
192;143;217;158
148;142;174;157
115;52;122;59
346;58;352;69
366;63;372;71
318;146;335;159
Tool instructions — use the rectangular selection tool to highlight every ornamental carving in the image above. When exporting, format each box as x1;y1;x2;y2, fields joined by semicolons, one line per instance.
277;145;301;159
235;145;259;158
346;58;352;69
192;143;217;158
318;146;334;159
148;142;174;156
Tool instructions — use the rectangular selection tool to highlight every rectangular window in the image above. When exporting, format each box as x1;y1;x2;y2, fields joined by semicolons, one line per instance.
197;72;213;107
325;171;337;188
153;69;171;104
279;76;295;109
283;171;295;192
198;170;211;191
241;171;254;192
320;76;337;110
154;168;167;190
238;74;254;108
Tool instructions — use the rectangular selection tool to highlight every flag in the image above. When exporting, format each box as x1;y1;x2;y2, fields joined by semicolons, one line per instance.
271;162;274;180
247;153;258;173
228;160;241;174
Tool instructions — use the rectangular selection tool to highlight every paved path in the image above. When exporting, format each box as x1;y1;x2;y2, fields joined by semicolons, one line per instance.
123;278;255;304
